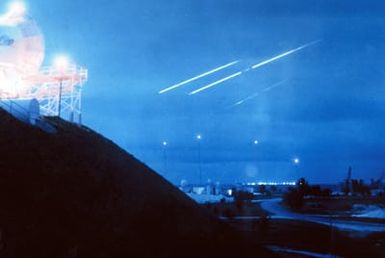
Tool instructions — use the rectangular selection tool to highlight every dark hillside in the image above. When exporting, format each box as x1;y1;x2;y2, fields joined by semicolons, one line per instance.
0;109;271;258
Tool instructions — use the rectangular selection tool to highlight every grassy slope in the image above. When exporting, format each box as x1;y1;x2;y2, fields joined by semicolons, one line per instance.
0;110;272;258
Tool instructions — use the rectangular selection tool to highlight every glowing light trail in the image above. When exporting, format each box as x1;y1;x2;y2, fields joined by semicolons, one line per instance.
251;40;320;70
158;60;239;94
261;80;287;92
189;41;319;95
233;92;259;106
231;80;287;107
188;71;242;95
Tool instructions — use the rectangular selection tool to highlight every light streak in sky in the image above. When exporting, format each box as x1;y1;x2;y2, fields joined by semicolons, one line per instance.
189;40;320;95
188;71;242;95
158;60;239;94
233;92;259;106
261;80;287;92
251;40;320;70
231;80;287;107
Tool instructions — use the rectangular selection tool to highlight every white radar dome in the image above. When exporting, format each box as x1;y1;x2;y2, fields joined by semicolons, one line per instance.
0;2;44;95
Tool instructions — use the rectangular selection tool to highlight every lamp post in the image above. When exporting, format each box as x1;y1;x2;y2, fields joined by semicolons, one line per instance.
54;56;69;117
196;134;202;185
162;141;168;176
293;157;300;175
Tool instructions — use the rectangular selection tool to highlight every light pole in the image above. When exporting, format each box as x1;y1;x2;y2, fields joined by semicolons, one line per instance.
54;56;69;117
196;134;202;185
162;141;168;176
293;157;300;175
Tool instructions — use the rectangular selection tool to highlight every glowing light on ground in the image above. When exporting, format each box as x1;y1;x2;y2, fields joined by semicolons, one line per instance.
245;181;296;186
158;60;239;94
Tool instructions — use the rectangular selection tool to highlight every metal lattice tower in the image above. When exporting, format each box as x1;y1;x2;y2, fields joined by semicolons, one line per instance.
0;64;88;124
25;64;88;123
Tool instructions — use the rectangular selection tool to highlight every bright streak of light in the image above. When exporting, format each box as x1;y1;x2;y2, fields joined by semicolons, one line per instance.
261;80;287;92
231;80;287;107
251;40;320;70
158;60;239;94
233;92;259;106
188;71;242;95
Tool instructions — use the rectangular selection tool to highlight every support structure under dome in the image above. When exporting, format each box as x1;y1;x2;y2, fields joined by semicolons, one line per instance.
0;1;88;125
0;64;88;124
24;64;88;123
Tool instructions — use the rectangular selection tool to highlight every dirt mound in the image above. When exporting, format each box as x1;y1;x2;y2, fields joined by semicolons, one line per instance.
0;109;271;258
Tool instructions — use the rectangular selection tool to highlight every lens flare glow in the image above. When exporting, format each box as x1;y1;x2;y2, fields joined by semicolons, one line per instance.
9;1;26;15
54;55;70;71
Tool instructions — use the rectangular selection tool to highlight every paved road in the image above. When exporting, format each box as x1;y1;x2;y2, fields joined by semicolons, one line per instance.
260;198;385;233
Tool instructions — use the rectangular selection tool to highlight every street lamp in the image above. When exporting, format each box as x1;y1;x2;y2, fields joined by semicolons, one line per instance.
54;55;69;117
162;141;168;175
293;157;300;176
196;134;202;184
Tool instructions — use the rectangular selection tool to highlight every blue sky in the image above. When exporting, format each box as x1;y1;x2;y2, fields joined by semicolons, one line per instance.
23;0;385;184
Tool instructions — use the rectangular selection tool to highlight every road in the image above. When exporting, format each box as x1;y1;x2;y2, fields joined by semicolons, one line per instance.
260;198;385;233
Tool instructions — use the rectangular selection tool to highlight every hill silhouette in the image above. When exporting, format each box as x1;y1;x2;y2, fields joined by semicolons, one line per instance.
0;109;272;258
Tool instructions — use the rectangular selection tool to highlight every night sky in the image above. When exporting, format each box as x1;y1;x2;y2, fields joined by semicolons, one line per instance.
24;0;385;184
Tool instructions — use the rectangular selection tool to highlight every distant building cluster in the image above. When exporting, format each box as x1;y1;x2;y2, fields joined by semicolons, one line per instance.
179;180;297;198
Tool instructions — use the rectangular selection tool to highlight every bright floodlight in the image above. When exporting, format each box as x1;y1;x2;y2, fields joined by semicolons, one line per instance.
254;140;259;145
9;1;26;14
162;141;168;146
293;158;300;165
54;55;69;71
196;134;202;140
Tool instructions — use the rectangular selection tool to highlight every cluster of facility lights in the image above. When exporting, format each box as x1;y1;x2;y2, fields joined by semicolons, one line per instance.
245;181;297;186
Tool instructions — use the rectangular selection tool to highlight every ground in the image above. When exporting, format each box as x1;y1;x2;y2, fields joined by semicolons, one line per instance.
202;197;385;257
0;110;273;258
